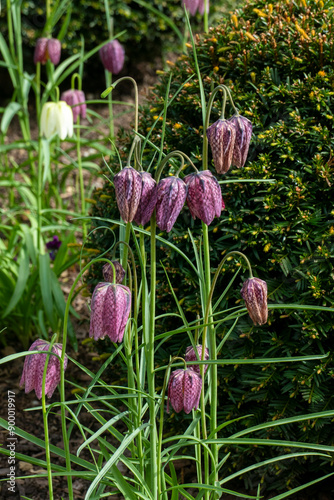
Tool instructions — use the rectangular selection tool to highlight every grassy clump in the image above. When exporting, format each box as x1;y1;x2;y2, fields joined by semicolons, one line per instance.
87;0;334;492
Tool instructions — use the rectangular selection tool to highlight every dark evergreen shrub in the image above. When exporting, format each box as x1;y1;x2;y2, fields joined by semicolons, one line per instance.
87;0;334;493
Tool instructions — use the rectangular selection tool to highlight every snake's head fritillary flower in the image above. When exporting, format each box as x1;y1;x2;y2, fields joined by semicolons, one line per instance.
102;261;126;284
156;176;187;232
46;235;62;261
167;368;202;414
89;282;131;343
60;89;87;122
184;170;224;226
182;0;200;16
240;277;268;326
113;167;143;223
40;101;73;140
34;37;61;65
185;345;210;375
133;171;158;226
229;114;252;168
99;40;125;74
206;119;236;174
20;339;68;399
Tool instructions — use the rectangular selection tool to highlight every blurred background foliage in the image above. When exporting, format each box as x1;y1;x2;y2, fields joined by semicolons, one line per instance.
86;0;334;493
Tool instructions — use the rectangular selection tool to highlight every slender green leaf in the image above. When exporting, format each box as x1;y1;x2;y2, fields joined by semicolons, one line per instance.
2;246;29;317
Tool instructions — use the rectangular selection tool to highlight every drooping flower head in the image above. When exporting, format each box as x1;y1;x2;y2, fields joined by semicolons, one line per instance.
229;114;252;168
133;171;158;226
206;118;236;174
156;176;187;232
20;339;68;399
40;101;73;140
34;37;61;65
240;277;268;326
182;0;200;16
89;282;131;342
185;345;209;375
184;170;224;226
113;167;143;223
167;368;202;414
102;261;126;284
60;89;87;122
46;235;62;261
198;0;209;15
99;40;125;74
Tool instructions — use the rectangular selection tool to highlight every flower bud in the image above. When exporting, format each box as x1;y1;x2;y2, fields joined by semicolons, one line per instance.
206;119;236;174
60;89;87;122
167;368;202;414
40;101;73;140
184;170;224;226
156;176;187;232
34;37;61;65
89;282;131;342
99;40;125;74
185;345;209;374
240;277;268;325
229;114;252;168
133;171;157;226
182;0;200;16
20;339;68;399
113;167;143;223
102;261;126;284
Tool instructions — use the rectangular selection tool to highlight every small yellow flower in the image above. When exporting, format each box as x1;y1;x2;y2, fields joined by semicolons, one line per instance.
231;14;238;28
264;243;271;252
318;70;326;77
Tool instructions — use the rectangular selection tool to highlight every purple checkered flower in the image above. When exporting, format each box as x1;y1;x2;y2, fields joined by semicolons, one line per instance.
113;167;143;223
240;277;268;325
99;40;125;74
102;261;126;284
34;37;61;65
156;176;187;232
185;345;209;375
184;170;224;226
206;118;236;174
89;282;131;342
167;368;202;414
229;114;252;168
133;171;157;226
60;89;87;122
20;339;68;399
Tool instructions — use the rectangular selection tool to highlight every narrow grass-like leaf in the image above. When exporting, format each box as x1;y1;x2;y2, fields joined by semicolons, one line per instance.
39;253;55;329
1;102;21;134
2;246;29;317
269;472;334;500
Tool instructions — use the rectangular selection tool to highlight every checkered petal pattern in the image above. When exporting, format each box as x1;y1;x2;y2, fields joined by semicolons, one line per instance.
167;368;202;414
240;277;268;325
206;119;236;174
185;345;210;375
113;167;143;223
99;40;125;74
184;170;224;226
133;171;158;226
229;114;252;168
156;176;187;232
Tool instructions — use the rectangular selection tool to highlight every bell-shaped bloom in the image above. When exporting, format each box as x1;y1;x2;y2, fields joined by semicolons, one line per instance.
40;101;73;140
133;171;157;226
206;119;236;174
89;282;131;342
46;235;62;261
34;37;61;65
113;167;143;223
229;114;252;168
156;176;187;232
182;0;200;15
240;277;268;326
99;40;125;74
167;368;202;414
60;89;87;122
102;261;126;284
185;345;209;375
20;339;68;399
184;170;224;225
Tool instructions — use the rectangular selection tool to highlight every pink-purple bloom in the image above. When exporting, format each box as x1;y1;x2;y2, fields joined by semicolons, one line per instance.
113;167;143;223
133;171;157;226
20;339;68;399
181;0;209;15
184;170;224;225
102;261;126;284
89;282;131;342
99;40;125;74
206;118;236;174
229;114;252;168
46;235;62;260
156;176;187;232
185;345;209;374
240;277;268;326
167;368;202;414
34;37;61;65
60;89;87;122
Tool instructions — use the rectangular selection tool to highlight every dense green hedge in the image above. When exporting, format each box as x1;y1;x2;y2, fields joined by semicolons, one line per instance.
87;0;334;493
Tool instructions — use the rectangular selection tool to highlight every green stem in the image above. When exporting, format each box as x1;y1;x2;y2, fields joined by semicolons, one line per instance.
76;119;86;238
105;70;114;140
37;138;44;253
121;222;132;277
203;0;209;33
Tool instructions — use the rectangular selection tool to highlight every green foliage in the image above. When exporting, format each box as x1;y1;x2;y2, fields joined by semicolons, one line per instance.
87;0;334;492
